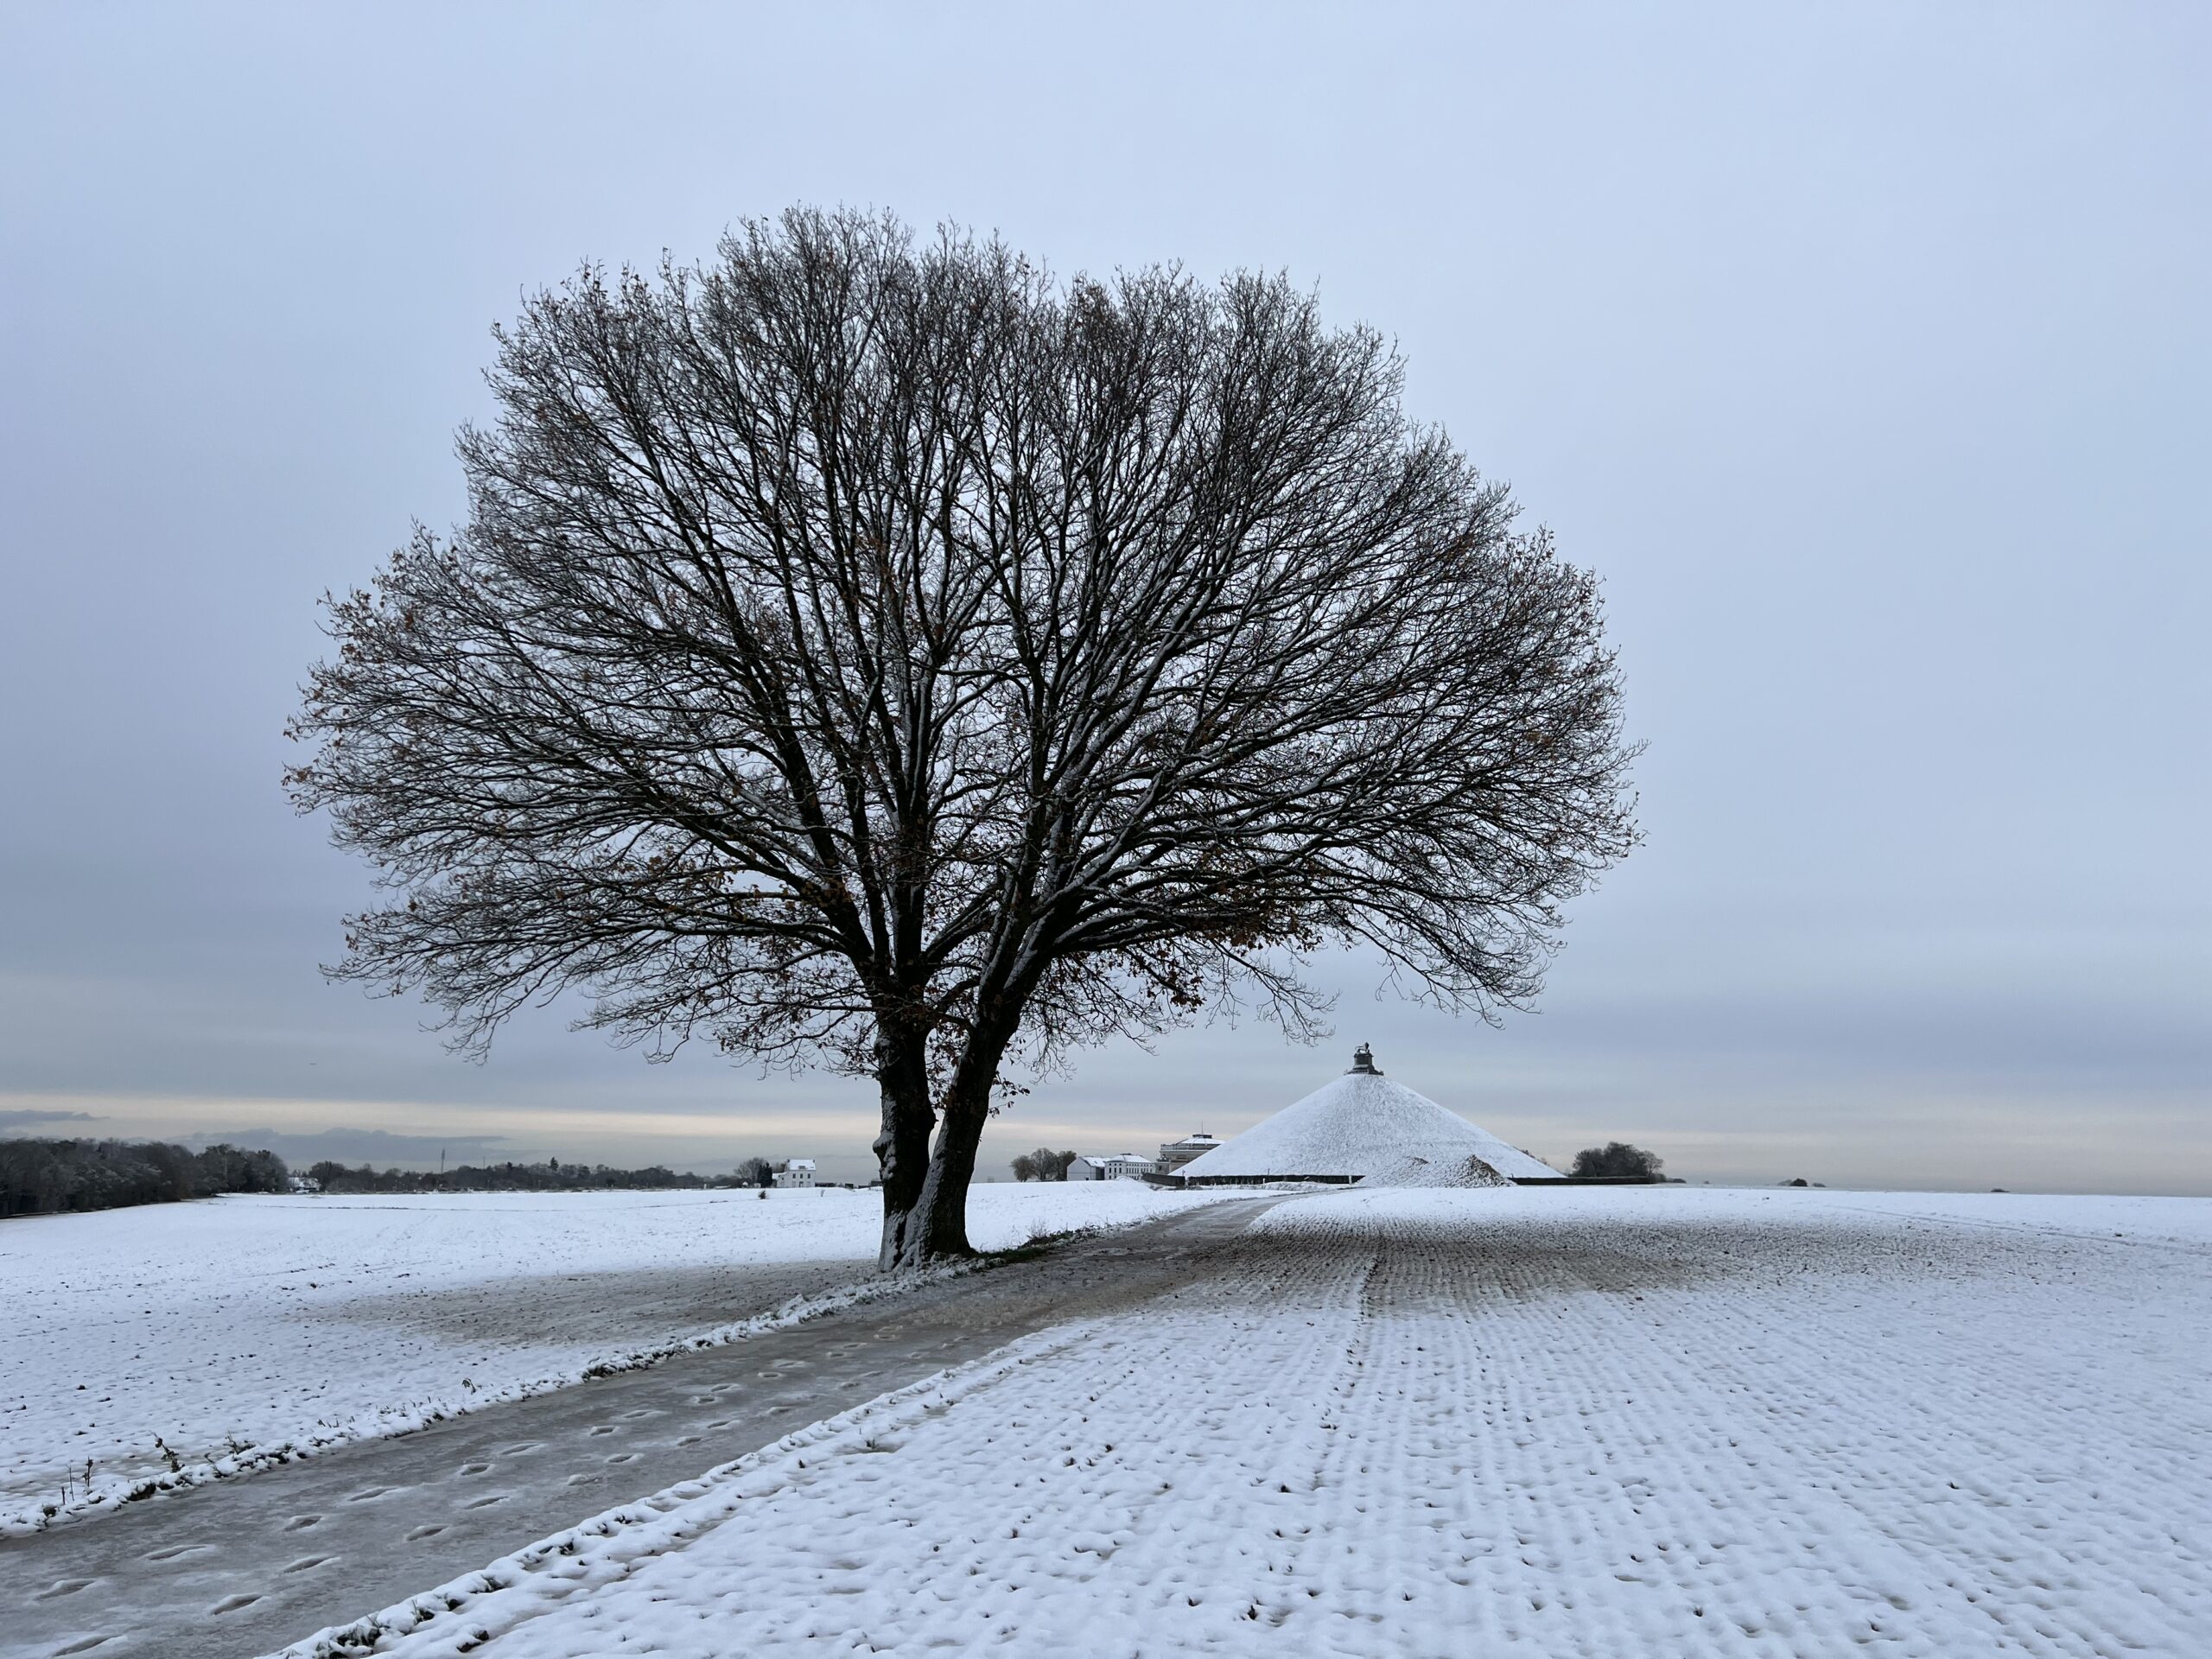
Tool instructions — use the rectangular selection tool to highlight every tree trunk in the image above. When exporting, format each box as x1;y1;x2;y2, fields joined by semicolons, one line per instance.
871;1020;937;1271
911;1096;988;1261
879;1020;1014;1271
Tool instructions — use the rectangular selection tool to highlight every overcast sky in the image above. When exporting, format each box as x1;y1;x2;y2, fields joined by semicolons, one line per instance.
2;3;2205;1192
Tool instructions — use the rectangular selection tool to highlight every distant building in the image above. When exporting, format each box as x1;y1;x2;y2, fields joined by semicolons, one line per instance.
1173;1045;1559;1187
773;1158;817;1189
1067;1152;1157;1181
1154;1132;1221;1173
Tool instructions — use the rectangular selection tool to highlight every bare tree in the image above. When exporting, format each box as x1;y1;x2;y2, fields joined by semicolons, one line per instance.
288;207;1638;1270
1025;1146;1077;1181
1572;1141;1663;1179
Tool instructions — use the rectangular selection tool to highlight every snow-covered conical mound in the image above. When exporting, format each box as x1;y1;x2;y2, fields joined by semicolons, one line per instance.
1178;1047;1556;1185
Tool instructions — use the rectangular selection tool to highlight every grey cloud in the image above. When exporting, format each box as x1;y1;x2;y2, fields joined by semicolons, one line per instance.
186;1127;509;1168
0;4;2205;1193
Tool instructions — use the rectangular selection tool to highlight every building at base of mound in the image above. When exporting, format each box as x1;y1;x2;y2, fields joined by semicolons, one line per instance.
1155;1046;1645;1189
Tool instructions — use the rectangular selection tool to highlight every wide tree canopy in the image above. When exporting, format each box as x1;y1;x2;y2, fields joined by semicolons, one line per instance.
289;207;1637;1268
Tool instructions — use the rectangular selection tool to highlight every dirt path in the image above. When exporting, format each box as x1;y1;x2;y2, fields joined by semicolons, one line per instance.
0;1198;1282;1659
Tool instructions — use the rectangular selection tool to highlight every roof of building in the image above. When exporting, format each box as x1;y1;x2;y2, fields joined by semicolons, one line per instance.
1174;1048;1555;1186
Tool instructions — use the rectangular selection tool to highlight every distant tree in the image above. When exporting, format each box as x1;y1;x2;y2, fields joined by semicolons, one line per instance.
289;207;1639;1269
1572;1141;1662;1179
1010;1154;1039;1182
0;1138;287;1217
734;1156;775;1188
191;1143;289;1196
1022;1147;1077;1181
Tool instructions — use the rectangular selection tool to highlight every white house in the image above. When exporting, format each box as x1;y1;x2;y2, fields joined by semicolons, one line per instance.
772;1158;817;1189
1068;1152;1156;1181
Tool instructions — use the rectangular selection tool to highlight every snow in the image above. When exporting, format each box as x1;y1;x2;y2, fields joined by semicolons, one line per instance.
0;1181;1224;1535
1178;1068;1558;1183
1772;1186;2212;1245
294;1185;2212;1658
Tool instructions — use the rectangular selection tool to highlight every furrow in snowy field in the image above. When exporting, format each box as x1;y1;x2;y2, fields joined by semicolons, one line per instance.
282;1187;2212;1658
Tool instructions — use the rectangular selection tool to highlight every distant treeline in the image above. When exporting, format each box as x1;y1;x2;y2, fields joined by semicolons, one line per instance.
306;1158;761;1194
2;1138;290;1219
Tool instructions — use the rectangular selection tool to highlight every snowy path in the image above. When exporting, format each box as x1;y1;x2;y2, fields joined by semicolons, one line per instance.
0;1183;1218;1534
283;1187;2211;1659
0;1199;1278;1659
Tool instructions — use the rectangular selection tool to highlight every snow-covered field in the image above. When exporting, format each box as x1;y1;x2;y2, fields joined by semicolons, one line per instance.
302;1185;2212;1659
0;1183;1222;1534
